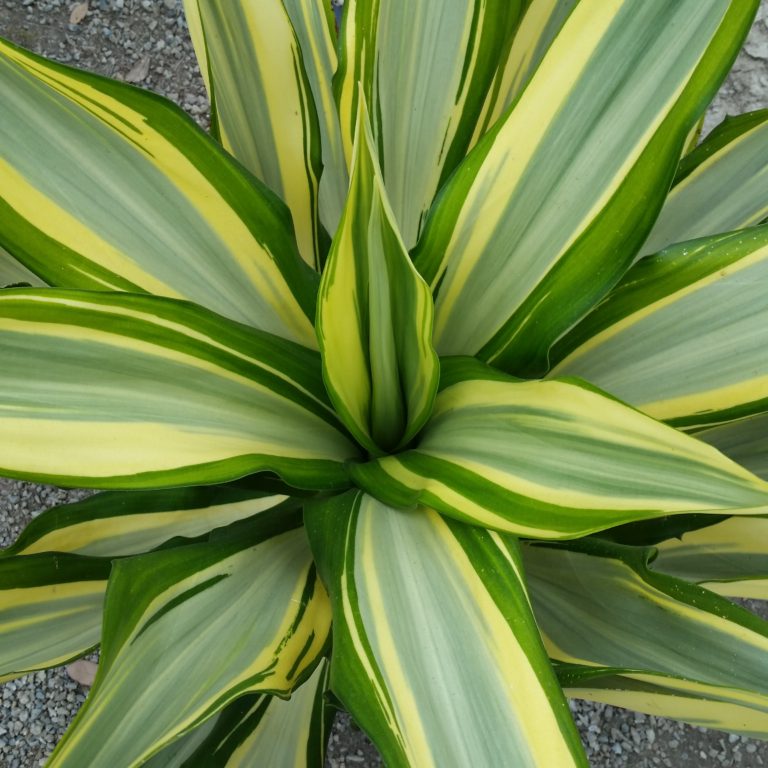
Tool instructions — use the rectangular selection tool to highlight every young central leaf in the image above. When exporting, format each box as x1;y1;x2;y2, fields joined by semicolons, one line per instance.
317;103;438;456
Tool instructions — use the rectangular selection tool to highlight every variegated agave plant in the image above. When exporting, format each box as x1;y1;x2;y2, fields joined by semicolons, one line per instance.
1;0;768;765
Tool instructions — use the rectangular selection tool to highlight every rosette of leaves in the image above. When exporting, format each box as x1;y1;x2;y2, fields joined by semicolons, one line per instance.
1;1;768;765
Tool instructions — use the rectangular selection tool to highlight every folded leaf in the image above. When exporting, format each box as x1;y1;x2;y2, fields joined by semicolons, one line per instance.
350;358;768;538
413;0;757;375
4;482;297;558
48;509;331;767
317;103;438;454
0;289;358;489
183;0;323;268
524;539;768;737
0;37;317;344
335;0;527;247
551;226;768;428
0;553;109;682
653;515;768;598
640;109;768;257
305;492;587;768
146;661;332;768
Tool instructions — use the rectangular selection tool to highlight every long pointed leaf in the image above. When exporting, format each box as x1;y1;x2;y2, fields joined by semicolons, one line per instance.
524;539;768;737
317;103;438;455
551;226;768;429
640;109;768;257
48;510;331;767
350;358;768;539
413;0;757;375
698;411;768;479
146;661;332;768
0;37;317;344
305;491;587;768
141;719;219;768
470;0;578;145
183;0;323;268
4;482;297;558
281;0;348;233
0;289;359;489
652;515;768;598
335;0;528;247
559;668;768;739
0;553;109;682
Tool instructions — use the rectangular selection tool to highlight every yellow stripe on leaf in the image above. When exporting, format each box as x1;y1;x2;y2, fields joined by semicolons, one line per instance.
317;102;438;455
282;0;348;233
0;38;317;344
552;228;768;428
0;289;358;490
470;0;579;146
565;677;768;739
0;554;109;681
48;521;331;767
640;109;768;257
305;492;587;767
6;487;292;558
335;0;528;248
652;515;768;598
350;361;768;539
525;541;768;737
414;0;754;376
188;1;323;268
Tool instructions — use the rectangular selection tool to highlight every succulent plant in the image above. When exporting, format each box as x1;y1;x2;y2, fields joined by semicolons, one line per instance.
1;1;768;765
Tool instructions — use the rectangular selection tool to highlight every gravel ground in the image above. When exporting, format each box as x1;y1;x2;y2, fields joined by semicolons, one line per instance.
1;1;768;766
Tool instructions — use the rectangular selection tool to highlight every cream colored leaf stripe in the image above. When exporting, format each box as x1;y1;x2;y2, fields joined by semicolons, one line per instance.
0;552;109;683
413;0;756;375
653;515;768;599
552;226;768;428
141;716;220;768
281;0;348;234
305;492;587;767
332;0;377;167
470;0;579;146
0;37;318;345
524;539;768;737
560;668;768;739
0;289;359;489
680;114;705;158
640;108;768;257
317;103;438;455
335;0;529;248
4;483;296;558
48;513;331;767
184;1;323;269
349;358;768;539
149;661;331;767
